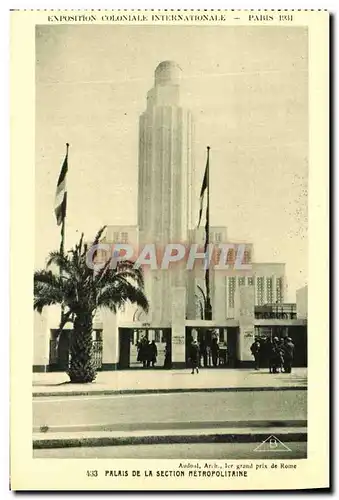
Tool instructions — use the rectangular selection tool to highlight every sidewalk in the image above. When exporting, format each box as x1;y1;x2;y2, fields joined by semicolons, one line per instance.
33;367;307;397
33;425;307;450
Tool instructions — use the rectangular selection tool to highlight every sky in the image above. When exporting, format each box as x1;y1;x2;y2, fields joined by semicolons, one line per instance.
35;24;308;301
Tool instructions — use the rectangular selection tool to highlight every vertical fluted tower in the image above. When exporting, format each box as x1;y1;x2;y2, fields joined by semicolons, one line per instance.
138;61;194;324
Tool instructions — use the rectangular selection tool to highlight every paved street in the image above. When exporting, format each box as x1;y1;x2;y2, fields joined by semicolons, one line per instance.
33;368;307;397
34;441;307;459
33;390;307;431
33;377;307;461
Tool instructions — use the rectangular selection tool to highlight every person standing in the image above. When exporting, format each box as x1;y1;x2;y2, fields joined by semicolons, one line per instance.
279;338;285;372
145;340;152;368
283;337;295;373
266;338;275;374
139;337;148;368
189;339;200;374
200;337;208;368
272;337;283;373
149;340;158;368
206;344;212;367
250;340;261;370
163;342;172;369
211;336;219;367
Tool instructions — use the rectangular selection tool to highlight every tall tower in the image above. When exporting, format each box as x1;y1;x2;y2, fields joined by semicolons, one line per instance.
138;61;194;324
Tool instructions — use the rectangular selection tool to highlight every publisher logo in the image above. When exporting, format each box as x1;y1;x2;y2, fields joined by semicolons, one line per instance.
254;435;292;452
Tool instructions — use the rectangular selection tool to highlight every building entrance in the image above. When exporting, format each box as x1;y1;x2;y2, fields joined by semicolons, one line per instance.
254;325;307;367
185;327;238;368
118;328;172;369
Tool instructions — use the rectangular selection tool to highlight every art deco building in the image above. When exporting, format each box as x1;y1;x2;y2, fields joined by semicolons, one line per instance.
33;62;307;372
137;61;194;324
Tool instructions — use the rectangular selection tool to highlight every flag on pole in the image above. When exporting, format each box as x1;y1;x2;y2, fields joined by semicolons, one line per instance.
54;145;69;226
197;151;209;228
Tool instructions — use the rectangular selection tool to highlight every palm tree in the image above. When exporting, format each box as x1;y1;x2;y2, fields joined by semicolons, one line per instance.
34;227;149;383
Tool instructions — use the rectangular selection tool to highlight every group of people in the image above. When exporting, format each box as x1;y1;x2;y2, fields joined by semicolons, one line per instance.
136;337;172;369
137;333;295;374
250;336;295;373
136;337;158;368
199;336;220;368
188;332;222;374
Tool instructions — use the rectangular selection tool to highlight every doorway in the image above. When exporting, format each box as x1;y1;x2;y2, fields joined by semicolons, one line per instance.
118;328;172;369
185;327;238;368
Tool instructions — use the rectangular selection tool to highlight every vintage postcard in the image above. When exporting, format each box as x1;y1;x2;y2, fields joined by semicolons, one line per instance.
10;9;329;490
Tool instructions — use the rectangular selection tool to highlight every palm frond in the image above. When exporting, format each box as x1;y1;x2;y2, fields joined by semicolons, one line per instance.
94;260;145;290
97;279;149;313
34;288;63;313
34;226;148;319
46;251;71;273
34;269;62;287
93;226;107;247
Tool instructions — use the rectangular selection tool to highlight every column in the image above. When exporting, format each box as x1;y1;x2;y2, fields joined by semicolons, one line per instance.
213;269;226;323
186;272;197;320
235;286;255;365
171;286;186;367
101;310;119;370
33;310;50;372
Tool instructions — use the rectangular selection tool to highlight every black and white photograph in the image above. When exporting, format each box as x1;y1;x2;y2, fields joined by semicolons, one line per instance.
9;9;329;491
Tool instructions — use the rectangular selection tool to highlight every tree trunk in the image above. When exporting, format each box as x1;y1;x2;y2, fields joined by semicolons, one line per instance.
68;312;97;383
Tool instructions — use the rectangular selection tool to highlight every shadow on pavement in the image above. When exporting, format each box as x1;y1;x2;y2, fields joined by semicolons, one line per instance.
33;381;70;387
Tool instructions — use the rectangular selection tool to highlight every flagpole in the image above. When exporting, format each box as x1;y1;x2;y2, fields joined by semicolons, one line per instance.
59;142;69;334
60;217;65;257
59;143;69;258
205;146;212;321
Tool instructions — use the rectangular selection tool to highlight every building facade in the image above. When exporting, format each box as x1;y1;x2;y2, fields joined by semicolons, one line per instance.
296;285;308;319
33;61;307;372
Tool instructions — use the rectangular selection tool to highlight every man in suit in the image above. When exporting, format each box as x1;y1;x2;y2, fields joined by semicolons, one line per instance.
283;337;295;373
189;339;200;374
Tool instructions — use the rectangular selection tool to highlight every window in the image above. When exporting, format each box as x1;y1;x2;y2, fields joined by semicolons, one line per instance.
94;248;104;265
228;277;236;308
266;277;273;303
112;231;129;243
215;232;222;243
227;248;236;264
238;277;245;286
276;277;284;303
93;330;103;342
243;249;251;264
215;248;222;265
248;276;254;286
257;277;265;305
121;232;129;244
155;330;161;343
